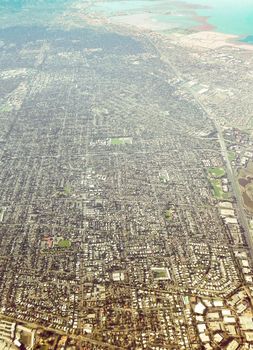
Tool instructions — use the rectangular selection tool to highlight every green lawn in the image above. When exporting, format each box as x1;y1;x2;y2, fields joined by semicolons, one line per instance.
111;138;125;145
210;179;229;200
64;185;72;196
165;209;173;221
57;239;71;248
0;104;12;113
152;267;170;280
153;270;167;279
208;167;225;178
110;137;133;145
228;151;236;162
159;176;167;183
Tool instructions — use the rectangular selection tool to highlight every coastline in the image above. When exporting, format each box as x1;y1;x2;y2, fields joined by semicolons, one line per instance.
57;0;253;52
169;30;253;51
190;15;215;32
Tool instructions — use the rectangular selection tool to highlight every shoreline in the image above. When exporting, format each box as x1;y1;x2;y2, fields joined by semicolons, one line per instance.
57;0;253;51
190;14;215;32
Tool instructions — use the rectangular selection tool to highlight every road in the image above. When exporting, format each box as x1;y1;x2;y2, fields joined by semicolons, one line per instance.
216;121;253;258
0;313;125;350
148;37;253;259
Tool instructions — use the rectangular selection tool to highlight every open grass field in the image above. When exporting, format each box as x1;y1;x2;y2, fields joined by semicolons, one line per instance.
151;267;170;280
57;239;71;248
165;209;173;221
111;138;125;145
64;185;72;196
210;178;229;200
110;137;132;145
153;270;167;279
228;150;236;162
0;104;12;113
208;167;226;178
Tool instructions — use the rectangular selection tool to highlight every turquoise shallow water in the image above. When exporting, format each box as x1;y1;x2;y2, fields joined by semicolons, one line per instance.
1;0;253;41
183;0;253;38
90;0;154;13
0;0;71;27
89;0;200;32
89;0;253;39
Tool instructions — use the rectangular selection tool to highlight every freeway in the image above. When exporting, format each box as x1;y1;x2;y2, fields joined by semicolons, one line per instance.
216;122;253;259
148;36;253;259
192;96;253;259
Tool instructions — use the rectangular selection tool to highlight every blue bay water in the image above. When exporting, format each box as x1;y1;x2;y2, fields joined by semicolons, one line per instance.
183;0;253;39
89;0;253;40
0;0;72;27
1;0;253;41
